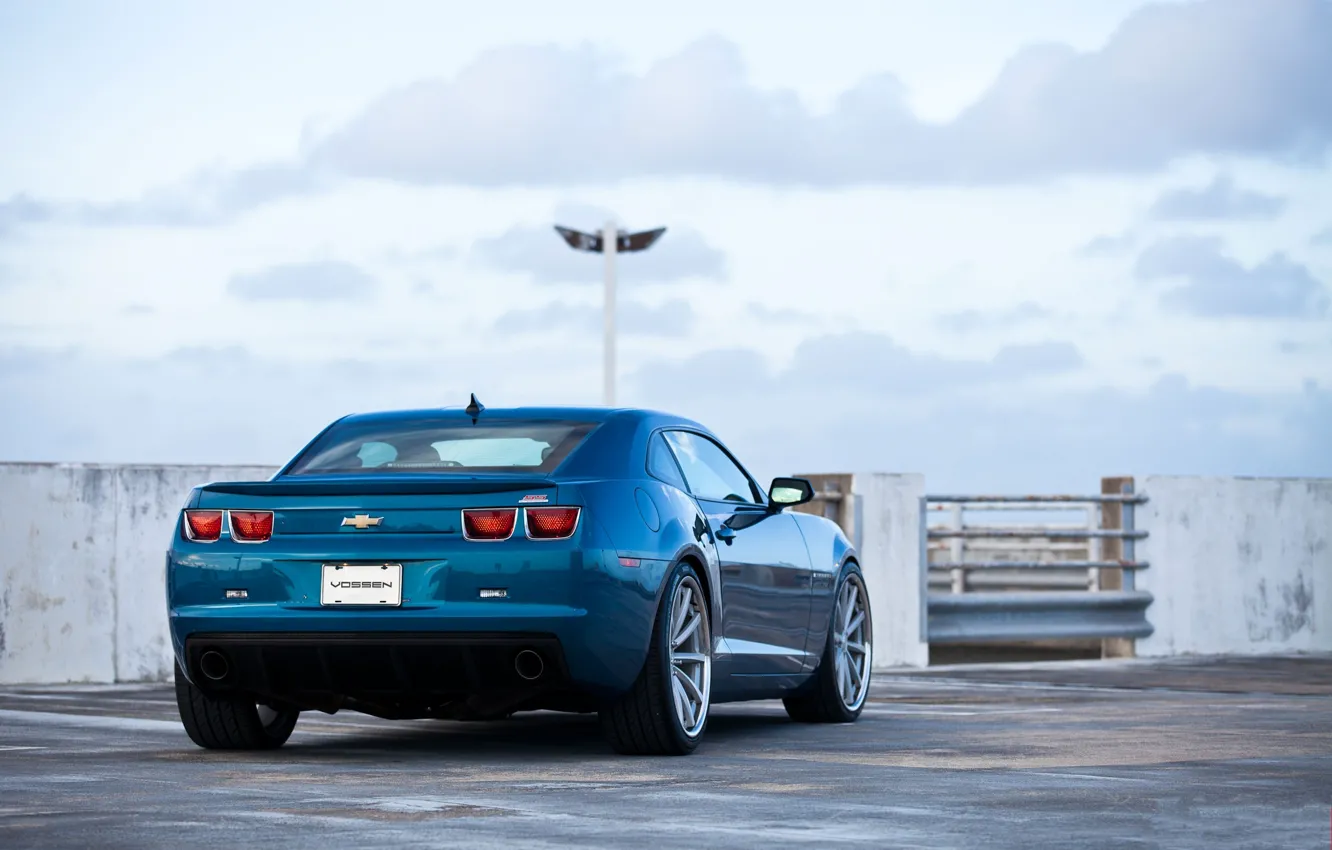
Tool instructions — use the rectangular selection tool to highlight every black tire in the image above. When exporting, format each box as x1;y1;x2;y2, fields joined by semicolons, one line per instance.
600;562;711;755
174;662;299;750
783;567;872;724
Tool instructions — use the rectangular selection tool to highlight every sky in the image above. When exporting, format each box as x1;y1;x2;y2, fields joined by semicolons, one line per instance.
0;0;1329;492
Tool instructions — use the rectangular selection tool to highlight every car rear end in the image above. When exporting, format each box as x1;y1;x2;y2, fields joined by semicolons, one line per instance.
166;412;657;720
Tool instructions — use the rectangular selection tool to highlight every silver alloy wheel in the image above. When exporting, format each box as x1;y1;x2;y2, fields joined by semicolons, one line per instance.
668;576;711;738
256;704;281;728
833;576;871;710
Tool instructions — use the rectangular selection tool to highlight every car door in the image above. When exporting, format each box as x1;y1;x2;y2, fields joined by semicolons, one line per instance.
661;431;813;676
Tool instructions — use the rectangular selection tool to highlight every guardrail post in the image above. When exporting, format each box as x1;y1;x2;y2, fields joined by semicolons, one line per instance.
1100;476;1137;658
1122;481;1137;593
1086;503;1100;591
949;503;965;593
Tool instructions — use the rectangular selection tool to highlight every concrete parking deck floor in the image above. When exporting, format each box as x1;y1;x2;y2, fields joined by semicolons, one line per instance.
1;655;1328;849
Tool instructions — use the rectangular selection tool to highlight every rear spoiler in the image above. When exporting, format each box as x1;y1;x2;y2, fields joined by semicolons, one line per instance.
201;477;555;497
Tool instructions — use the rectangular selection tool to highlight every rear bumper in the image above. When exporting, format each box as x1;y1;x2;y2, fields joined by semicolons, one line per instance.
183;631;571;714
169;596;654;698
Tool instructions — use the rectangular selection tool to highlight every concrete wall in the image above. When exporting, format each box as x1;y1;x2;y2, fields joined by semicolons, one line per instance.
1138;476;1332;656
5;465;1325;683
0;464;276;684
855;473;929;669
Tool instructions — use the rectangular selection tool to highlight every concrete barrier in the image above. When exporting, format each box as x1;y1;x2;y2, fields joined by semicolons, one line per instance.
1138;476;1332;656
856;473;930;668
5;464;1327;683
0;464;276;684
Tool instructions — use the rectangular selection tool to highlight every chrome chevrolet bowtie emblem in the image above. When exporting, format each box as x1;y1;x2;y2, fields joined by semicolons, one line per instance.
341;514;383;530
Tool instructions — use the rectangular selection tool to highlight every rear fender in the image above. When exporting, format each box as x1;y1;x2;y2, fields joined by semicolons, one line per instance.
571;478;723;664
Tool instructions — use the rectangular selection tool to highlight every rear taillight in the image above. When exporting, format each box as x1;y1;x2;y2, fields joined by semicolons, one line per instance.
183;510;223;542
229;510;273;543
525;507;581;540
462;508;517;541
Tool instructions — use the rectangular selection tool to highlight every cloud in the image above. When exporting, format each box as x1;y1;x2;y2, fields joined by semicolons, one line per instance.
304;0;1332;189
1134;236;1329;318
637;332;1084;402
470;212;726;284
1077;231;1138;257
4;343;1327;492
1147;173;1287;221
227;260;377;303
623;349;1331;491
1312;226;1332;246
0;345;432;464
0;195;53;238
81;162;327;227
5;0;1323;238
990;341;1084;373
782;335;1083;395
1;164;329;235
493;298;694;337
0;342;579;465
383;244;459;266
746;303;823;326
937;301;1051;332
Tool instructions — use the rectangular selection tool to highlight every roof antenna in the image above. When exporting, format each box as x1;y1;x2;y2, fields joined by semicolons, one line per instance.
465;393;485;424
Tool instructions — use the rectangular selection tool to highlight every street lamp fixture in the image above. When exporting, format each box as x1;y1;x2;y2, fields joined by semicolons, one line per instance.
554;221;666;406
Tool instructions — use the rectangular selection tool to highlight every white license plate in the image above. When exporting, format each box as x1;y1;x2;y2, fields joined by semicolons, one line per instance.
321;564;403;606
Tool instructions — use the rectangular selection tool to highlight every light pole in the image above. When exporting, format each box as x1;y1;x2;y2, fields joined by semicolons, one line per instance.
554;221;666;406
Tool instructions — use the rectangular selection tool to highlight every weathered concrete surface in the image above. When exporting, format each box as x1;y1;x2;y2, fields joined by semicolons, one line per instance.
1139;476;1332;656
5;466;1330;684
0;656;1327;849
855;473;929;668
0;464;277;684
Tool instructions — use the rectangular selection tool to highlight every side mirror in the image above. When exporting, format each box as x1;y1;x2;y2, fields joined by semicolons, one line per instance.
768;477;815;510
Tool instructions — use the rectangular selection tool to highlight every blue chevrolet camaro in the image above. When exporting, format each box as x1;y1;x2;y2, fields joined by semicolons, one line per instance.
168;402;873;755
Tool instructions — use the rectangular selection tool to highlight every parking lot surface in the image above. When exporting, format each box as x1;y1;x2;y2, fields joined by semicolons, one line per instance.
1;655;1328;849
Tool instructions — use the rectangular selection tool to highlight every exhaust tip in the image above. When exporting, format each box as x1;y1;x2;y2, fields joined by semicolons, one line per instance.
199;650;230;682
514;649;544;681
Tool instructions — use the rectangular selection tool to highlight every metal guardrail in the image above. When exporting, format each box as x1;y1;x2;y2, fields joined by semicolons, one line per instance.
924;481;1153;643
928;591;1154;642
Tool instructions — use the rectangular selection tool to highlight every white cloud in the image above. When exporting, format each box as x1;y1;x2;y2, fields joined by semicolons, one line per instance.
632;332;1085;400
303;0;1332;189
0;195;52;239
1135;236;1329;319
1147;173;1287;221
1076;230;1138;257
0;163;329;234
0;343;590;464
494;298;694;337
623;350;1331;491
227;260;377;303
6;0;1326;238
937;301;1052;332
8;341;1326;493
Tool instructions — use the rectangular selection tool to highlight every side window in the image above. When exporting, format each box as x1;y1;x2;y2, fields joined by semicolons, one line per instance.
647;433;688;491
663;431;762;504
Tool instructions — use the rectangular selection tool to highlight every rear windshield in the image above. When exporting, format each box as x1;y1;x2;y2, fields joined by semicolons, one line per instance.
286;419;597;475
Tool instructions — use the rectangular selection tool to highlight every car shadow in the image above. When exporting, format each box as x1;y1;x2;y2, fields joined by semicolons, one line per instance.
280;706;798;761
